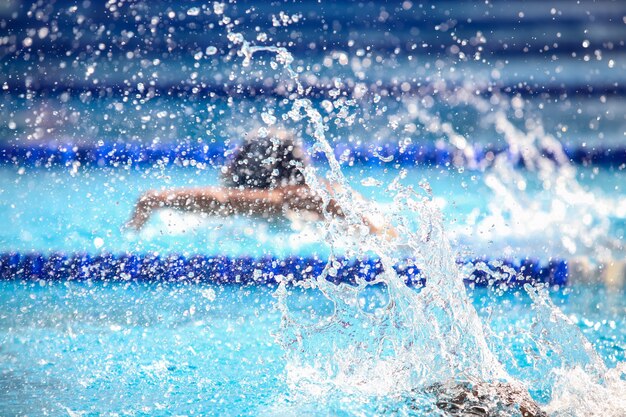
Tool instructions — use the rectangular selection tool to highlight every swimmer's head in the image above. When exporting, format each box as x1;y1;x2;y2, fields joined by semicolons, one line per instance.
222;127;308;189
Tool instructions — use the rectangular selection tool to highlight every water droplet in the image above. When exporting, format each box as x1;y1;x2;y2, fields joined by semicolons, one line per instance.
186;7;200;16
361;177;382;187
261;112;277;125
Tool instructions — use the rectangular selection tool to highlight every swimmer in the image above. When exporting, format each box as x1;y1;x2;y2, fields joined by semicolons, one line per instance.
126;128;388;235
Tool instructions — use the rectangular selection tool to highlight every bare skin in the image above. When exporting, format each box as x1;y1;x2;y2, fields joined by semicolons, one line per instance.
126;184;388;234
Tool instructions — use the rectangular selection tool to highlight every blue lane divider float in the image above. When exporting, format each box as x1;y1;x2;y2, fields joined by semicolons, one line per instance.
0;252;568;288
1;143;625;169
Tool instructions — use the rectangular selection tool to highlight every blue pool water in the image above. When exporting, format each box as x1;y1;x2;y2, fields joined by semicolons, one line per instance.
0;281;623;416
0;164;624;260
2;0;626;415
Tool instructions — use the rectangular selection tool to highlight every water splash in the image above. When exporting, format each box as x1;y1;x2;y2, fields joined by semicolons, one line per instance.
223;6;625;416
228;18;508;394
401;87;624;264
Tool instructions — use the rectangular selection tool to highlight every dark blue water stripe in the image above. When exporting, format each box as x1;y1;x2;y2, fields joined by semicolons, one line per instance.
0;252;567;288
2;82;625;99
1;143;624;169
5;34;624;57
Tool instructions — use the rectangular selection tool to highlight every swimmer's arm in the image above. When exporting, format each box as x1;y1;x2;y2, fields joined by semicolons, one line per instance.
281;185;395;237
126;187;285;230
127;185;395;237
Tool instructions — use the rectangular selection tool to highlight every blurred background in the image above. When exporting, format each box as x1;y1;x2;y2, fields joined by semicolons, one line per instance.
0;1;624;260
1;0;624;149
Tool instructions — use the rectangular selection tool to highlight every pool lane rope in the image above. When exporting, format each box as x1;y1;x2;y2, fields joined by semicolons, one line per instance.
1;143;625;169
0;252;568;287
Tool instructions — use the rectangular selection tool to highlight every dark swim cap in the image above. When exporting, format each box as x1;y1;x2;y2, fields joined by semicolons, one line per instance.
222;129;308;189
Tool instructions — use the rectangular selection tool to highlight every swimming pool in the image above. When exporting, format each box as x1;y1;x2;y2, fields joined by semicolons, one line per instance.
1;153;624;415
0;281;623;416
1;164;623;259
2;0;626;416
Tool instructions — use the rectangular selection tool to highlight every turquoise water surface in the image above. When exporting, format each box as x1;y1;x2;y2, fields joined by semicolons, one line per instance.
1;164;624;260
2;0;626;415
0;281;623;416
